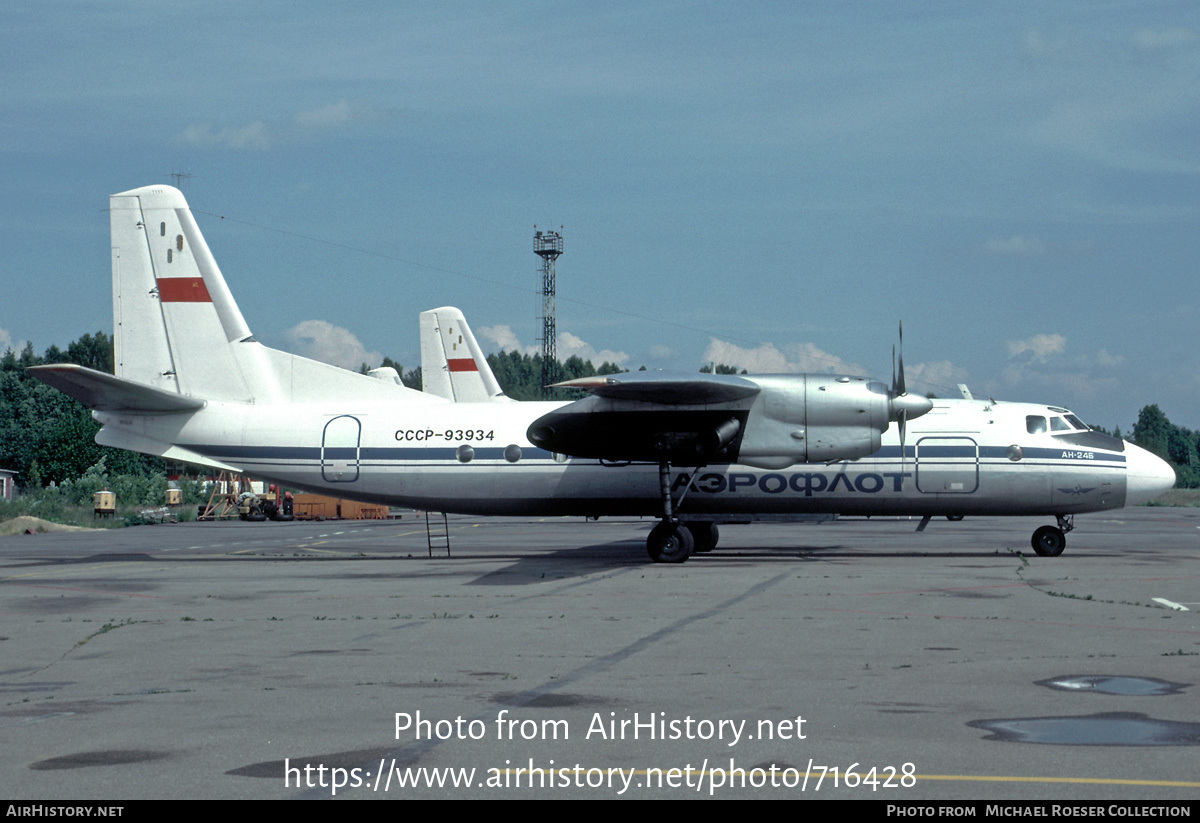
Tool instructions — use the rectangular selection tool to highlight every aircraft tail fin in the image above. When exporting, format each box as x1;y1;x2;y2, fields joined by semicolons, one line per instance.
110;185;255;403
419;307;510;402
107;185;438;407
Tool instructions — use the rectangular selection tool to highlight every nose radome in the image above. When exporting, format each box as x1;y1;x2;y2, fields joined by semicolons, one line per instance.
1125;444;1175;506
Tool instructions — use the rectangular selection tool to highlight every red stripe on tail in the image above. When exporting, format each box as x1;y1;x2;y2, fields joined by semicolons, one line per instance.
157;278;212;303
447;358;478;372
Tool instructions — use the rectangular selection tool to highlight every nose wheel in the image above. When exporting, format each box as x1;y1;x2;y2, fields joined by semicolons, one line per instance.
1031;515;1074;557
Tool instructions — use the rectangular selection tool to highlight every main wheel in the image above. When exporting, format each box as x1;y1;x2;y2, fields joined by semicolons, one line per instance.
685;522;719;552
647;521;695;563
1031;525;1066;557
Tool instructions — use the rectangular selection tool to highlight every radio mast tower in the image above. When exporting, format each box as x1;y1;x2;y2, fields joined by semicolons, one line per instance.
533;226;563;397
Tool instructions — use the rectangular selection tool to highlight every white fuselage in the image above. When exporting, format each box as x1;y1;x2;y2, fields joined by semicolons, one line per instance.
95;395;1169;520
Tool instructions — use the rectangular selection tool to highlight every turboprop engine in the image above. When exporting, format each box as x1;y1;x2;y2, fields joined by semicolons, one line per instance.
733;374;932;469
526;370;932;469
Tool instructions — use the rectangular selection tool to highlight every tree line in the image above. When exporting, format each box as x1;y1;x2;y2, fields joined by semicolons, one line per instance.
2;334;164;488
3;335;1198;490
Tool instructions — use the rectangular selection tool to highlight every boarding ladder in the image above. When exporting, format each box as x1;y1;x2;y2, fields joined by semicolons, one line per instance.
425;511;450;557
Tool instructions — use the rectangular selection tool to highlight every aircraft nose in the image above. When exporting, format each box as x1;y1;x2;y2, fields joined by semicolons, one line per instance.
1124;443;1175;506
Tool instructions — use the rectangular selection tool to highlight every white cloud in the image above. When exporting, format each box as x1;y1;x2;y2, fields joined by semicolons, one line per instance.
1002;364;1119;399
178;101;372;151
984;235;1050;256
1095;348;1125;367
478;325;628;366
700;337;967;395
1057;373;1120;398
1006;333;1066;362
478;324;536;355
701;338;864;375
905;360;969;393
0;325;25;355
281;320;381;370
295;100;353;130
1023;27;1069;56
178;121;271;150
1132;28;1195;50
557;331;628;367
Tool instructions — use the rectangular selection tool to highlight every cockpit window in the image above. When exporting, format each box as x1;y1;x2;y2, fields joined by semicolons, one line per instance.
1026;415;1047;434
1064;414;1088;430
1050;417;1072;432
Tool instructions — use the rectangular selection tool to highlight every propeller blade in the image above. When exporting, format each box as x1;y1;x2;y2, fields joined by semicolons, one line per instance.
888;321;932;448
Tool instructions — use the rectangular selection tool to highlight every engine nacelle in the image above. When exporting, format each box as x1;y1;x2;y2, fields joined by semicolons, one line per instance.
527;371;931;470
735;375;894;468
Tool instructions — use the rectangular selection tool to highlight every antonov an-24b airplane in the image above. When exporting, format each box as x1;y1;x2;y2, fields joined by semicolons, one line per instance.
30;185;1176;563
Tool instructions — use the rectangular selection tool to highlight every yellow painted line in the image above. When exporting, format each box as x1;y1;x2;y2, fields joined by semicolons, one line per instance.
915;774;1200;787
482;769;1200;788
2;562;148;582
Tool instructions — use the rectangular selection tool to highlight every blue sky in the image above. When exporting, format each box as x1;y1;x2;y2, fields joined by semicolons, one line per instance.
3;1;1198;431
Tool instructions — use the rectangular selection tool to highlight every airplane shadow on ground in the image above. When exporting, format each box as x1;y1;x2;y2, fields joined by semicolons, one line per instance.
460;539;1044;586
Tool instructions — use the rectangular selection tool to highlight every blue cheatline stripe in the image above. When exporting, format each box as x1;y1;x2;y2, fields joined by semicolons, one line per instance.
181;443;1126;472
181;444;560;462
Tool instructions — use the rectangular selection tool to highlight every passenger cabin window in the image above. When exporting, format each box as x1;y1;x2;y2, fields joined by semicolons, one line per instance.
1026;416;1047;434
1050;417;1071;432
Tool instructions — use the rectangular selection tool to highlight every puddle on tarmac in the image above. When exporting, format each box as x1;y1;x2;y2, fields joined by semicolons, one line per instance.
1038;675;1187;696
970;713;1200;746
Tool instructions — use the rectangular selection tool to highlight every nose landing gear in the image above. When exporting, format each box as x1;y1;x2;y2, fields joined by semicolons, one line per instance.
1031;514;1074;557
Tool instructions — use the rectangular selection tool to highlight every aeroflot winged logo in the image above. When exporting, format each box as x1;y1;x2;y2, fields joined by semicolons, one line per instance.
1056;485;1097;497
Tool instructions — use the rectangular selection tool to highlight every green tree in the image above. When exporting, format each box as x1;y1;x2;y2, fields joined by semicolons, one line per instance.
1132;405;1172;458
0;332;164;487
1130;404;1198;489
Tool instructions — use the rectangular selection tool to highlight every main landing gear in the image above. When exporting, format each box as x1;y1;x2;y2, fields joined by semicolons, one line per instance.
646;462;721;563
647;520;694;563
1031;514;1074;557
645;521;720;563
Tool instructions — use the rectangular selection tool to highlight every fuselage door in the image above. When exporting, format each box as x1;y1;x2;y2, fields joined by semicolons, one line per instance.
321;415;361;483
916;436;979;494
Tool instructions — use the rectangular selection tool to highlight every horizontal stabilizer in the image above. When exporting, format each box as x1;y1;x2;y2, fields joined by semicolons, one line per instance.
27;365;205;414
551;372;761;404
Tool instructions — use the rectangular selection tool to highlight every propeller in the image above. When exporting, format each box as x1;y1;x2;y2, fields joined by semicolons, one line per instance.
889;321;932;476
894;322;907;447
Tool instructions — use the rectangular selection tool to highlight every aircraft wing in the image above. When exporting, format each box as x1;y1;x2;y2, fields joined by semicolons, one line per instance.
550;372;760;403
27;364;205;414
528;372;759;465
531;369;932;469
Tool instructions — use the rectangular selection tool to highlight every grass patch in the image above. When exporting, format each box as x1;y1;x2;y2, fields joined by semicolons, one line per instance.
1142;488;1200;507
